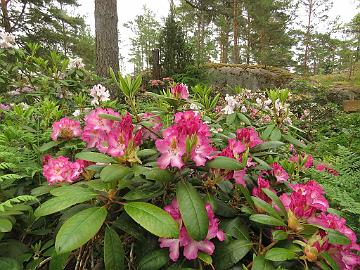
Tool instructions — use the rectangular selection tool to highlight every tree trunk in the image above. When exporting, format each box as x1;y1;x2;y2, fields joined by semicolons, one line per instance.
152;48;160;80
1;0;11;32
303;0;313;75
95;0;120;79
233;0;240;64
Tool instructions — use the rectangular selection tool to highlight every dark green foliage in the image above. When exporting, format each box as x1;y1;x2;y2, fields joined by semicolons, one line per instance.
159;12;194;76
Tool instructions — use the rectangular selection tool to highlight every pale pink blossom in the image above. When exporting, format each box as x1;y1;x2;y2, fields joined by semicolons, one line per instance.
159;199;224;261
271;162;289;183
51;118;82;141
171;83;189;100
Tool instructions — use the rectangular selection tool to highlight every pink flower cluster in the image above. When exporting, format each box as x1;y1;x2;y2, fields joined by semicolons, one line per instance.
51;118;82;141
276;180;360;268
271;162;289;183
171;83;189;100
155;111;213;169
315;163;339;176
159;199;225;261
219;128;262;186
280;181;329;219
42;156;87;185
309;213;360;269
81;108;142;157
139;113;163;140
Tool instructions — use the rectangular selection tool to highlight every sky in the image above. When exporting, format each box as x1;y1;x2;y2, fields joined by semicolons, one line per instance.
77;0;359;73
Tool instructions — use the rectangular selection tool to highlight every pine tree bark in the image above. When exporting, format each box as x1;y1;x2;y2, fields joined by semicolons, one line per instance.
95;0;120;78
1;0;11;32
233;0;240;64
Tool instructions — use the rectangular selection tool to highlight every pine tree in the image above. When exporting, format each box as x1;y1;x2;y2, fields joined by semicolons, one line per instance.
159;12;193;76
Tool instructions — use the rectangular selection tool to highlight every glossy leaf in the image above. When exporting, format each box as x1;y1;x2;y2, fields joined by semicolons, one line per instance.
252;255;275;270
207;156;244;170
55;207;107;254
0;218;12;232
75;151;116;163
214;239;252;270
138;249;169;270
252;196;282;220
100;164;131;182
124;202;178;238
249;214;286;226
176;181;208;241
104;227;125;270
265;248;297;261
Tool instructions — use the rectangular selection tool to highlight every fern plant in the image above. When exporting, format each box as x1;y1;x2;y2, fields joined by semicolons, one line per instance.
309;146;360;234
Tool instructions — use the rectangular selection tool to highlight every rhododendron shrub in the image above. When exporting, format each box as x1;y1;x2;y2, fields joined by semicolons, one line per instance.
32;79;358;270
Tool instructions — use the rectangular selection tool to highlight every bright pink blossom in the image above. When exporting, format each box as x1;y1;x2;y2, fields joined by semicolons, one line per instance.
280;181;328;219
289;153;313;168
316;163;339;176
236;128;262;148
252;176;275;203
51;118;82;141
156;111;213;169
82;109;141;157
271;162;289;183
43;156;86;184
171;83;189;100
159;199;224;261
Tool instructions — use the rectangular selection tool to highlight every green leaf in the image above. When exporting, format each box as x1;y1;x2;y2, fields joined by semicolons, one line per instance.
270;128;282;141
207;156;244;170
98;113;122;121
123;183;164;201
252;255;275;270
226;113;236;125
221;217;250;241
214;239;252;270
237;184;255;210
252;141;284;152
50;185;95;197
112;213;145;240
261;189;287;218
326;229;351;245
137;149;158;158
34;190;97;217
249;214;286;226
237;112;251;125
141;167;172;183
265;248;297;261
198;252;212;265
55;207;107;254
49;252;69;270
272;230;289;241
0;218;12;232
124;202;178;238
138;249;169;270
282;134;306;148
176;181;208;241
252;196;282;220
0;257;21;270
39;141;61;152
104;227;125;270
320;251;339;270
75;152;116;163
100;164;131;182
261;124;275;140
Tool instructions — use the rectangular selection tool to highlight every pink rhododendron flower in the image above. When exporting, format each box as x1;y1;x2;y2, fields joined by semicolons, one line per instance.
171;83;189;100
156;111;213;169
159;199;224;261
289;153;313;168
252;176;275;204
139;113;163;140
233;168;247;186
316;163;339;176
51;118;82;141
271;162;289;183
82;109;141;158
42;156;86;184
236;128;262;148
280;181;328;219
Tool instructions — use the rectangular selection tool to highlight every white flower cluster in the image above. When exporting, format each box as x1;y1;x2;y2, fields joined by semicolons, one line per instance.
222;94;247;115
68;57;85;69
0;32;15;48
90;84;110;106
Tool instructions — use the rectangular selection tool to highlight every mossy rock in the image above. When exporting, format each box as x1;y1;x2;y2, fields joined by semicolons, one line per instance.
203;63;293;92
